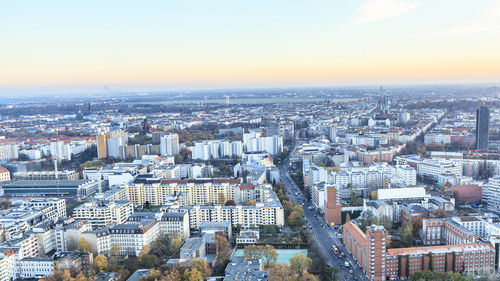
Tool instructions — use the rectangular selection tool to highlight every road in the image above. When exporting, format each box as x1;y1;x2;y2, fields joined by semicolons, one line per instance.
279;159;367;281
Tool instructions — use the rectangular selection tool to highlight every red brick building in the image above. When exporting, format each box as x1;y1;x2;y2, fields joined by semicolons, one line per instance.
448;185;482;203
387;244;495;279
325;185;341;225
343;222;388;281
343;222;494;280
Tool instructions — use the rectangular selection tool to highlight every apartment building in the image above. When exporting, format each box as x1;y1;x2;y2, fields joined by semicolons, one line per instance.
483;176;500;209
421;218;480;246
343;222;387;281
156;211;190;238
418;159;462;180
386;243;495;279
18;257;54;279
73;200;133;230
344;221;494;280
109;214;159;256
20;198;67;218
324;185;341;225
159;133;179;156
0;167;10;182
168;201;285;229
124;179;242;206
0;143;18;160
395;165;417;186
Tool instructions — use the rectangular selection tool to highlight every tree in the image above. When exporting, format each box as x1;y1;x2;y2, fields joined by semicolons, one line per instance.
288;211;306;228
244;245;260;259
94;254;108;272
77;238;90;252
224;200;236;206
262;245;278;266
386;236;392;248
218;192;226;205
432;208;449;219
191;259;211;278
110;244;122;255
145;269;161;281
350;191;358;204
140;255;160;268
400;223;414;247
160;268;182;281
144;201;151;209
215;234;230;266
322;266;339;281
247;200;257;206
290;253;312;276
345;213;351;223
268;264;296;281
0;200;11;210
138;245;150;260
370;191;377;200
183;268;203;281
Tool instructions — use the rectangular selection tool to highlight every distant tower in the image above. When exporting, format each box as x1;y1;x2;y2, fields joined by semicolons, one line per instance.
476;105;490;150
226;96;230;105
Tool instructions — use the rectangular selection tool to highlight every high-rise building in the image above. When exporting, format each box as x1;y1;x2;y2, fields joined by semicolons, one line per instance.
476;105;490;150
160;133;180;156
325;185;342;225
96;131;128;159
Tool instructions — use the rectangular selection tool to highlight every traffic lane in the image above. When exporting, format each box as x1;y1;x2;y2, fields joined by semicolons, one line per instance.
280;172;365;280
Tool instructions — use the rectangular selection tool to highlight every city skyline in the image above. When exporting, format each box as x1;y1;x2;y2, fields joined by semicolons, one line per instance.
2;0;500;95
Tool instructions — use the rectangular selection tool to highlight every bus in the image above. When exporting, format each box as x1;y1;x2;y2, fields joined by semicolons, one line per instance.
332;245;339;255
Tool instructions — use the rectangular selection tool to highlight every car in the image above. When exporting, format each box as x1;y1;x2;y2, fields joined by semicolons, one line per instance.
350;270;353;274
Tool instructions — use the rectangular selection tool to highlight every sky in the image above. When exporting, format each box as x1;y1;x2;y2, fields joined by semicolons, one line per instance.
2;0;500;95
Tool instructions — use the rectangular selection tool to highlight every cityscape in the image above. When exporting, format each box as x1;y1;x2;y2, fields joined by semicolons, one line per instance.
2;1;500;281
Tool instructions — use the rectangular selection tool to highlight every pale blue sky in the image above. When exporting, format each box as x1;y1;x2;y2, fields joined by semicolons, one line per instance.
1;0;500;95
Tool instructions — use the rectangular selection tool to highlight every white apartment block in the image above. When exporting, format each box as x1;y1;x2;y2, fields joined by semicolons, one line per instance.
124;179;241;206
0;253;14;281
73;200;133;230
0;143;18;160
156;211;190;238
243;133;283;156
192;140;242;160
483;176;500;209
109;214;159;256
160;133;180;156
417;159;462;180
18;258;53;279
170;204;284;229
20;198;67;218
395;165;417;186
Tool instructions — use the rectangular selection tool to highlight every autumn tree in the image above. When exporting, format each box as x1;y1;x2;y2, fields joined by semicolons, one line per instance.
191;259;211;278
214;234;230;267
77;238;91;252
262;245;278;266
269;264;296;281
218;192;226;205
94;254;108;272
160;268;182;281
247;200;257;206
345;213;351;223
183;268;203;281
138;245;150;261
290;253;312;276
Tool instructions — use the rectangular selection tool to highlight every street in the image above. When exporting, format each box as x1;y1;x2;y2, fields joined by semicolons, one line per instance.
279;159;367;281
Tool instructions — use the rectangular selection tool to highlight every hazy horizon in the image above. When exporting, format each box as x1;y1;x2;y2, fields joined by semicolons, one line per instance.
3;0;500;95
